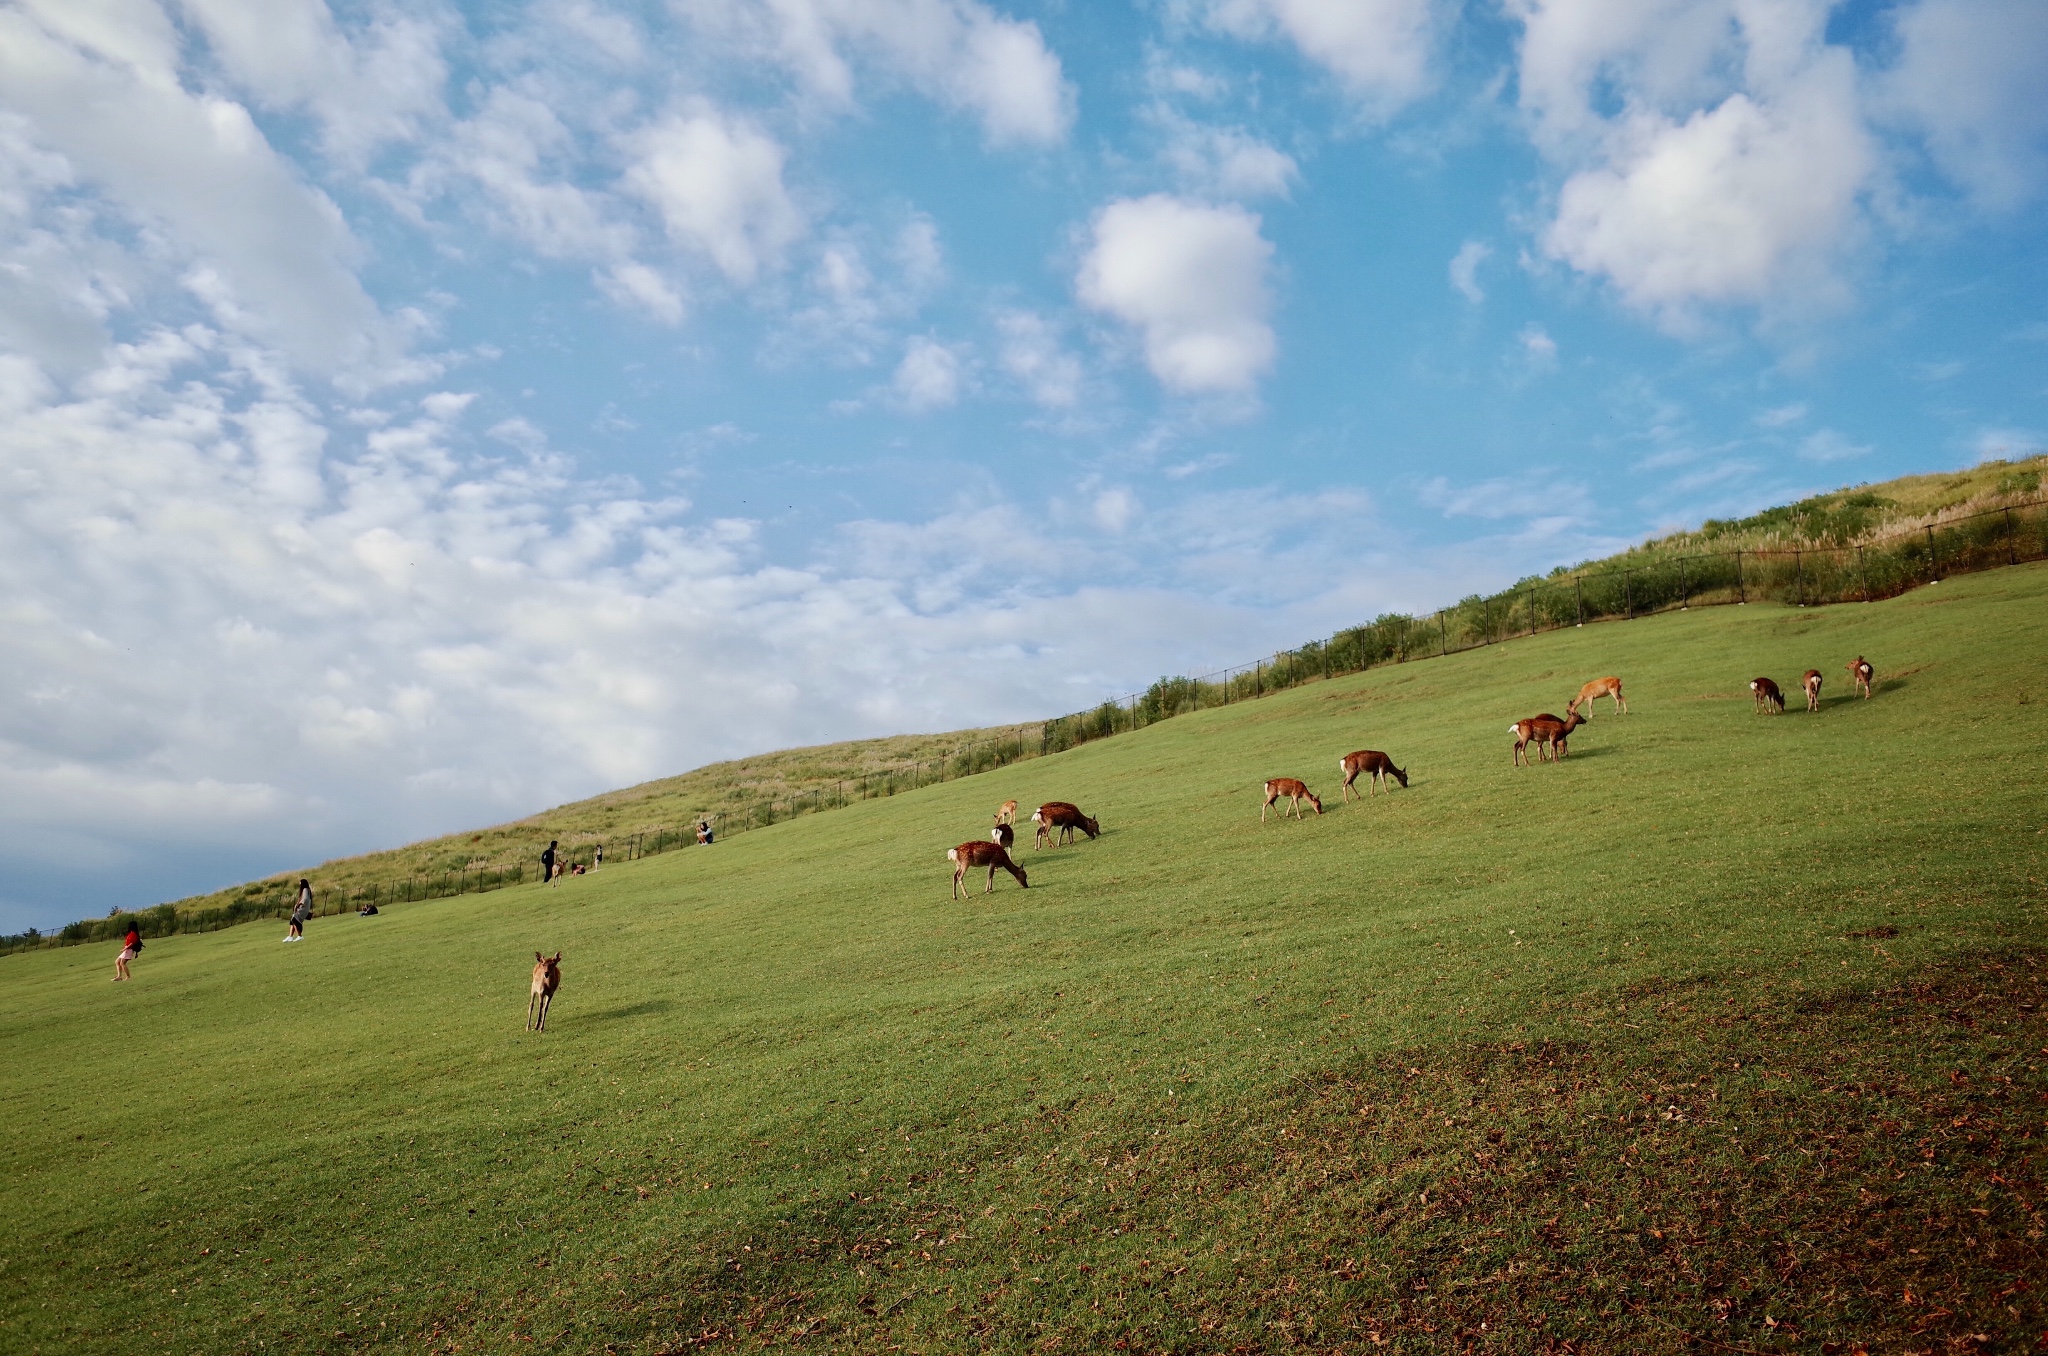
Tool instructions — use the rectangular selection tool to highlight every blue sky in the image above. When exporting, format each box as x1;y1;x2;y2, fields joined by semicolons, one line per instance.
0;0;2042;931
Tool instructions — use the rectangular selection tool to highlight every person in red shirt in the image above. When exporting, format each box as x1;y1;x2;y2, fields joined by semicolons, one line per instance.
113;922;141;982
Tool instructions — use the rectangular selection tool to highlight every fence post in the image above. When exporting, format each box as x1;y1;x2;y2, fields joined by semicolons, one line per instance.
1437;611;1447;655
1255;660;1261;697
1858;545;1869;601
2005;507;2019;566
1527;588;1536;636
1679;556;1689;609
1735;550;1745;603
1574;576;1584;626
1794;548;1804;607
1926;525;1938;580
1624;569;1633;620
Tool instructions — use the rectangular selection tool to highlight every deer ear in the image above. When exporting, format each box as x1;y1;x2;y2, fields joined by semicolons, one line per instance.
535;951;544;962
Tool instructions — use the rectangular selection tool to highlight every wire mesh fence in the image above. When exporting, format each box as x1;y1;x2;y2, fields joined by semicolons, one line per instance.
7;497;2043;957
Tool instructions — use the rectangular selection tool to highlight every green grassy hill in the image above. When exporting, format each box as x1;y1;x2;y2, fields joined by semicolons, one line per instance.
5;562;2045;1353
32;451;2039;946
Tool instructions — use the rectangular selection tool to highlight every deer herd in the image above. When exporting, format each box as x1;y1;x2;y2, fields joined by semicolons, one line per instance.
526;652;1881;1028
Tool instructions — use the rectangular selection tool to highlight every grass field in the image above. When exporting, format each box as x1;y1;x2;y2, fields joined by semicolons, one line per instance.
5;564;2046;1354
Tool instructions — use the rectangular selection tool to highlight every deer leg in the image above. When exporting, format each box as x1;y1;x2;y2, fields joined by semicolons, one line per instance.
528;991;537;1030
986;863;997;893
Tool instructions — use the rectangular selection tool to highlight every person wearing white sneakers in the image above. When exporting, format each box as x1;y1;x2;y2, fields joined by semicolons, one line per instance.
286;879;313;941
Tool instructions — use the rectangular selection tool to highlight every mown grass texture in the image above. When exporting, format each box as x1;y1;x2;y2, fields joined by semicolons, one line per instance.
3;563;2046;1354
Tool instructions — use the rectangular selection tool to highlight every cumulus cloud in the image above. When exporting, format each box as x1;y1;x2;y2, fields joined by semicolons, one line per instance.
1448;239;1490;302
676;0;1074;146
1510;0;1877;326
1158;118;1299;200
1206;0;1438;112
174;0;449;167
891;335;967;411
1881;0;2048;210
0;2;390;372
994;309;1082;409
624;109;803;285
1076;194;1276;396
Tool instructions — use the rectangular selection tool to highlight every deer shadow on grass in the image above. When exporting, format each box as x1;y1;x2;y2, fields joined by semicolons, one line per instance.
588;999;674;1022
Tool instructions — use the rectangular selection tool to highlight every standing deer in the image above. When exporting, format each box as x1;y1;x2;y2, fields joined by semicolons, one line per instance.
1803;669;1823;711
1566;676;1627;719
527;952;562;1032
1846;656;1873;699
1510;712;1584;765
1031;802;1100;848
994;799;1019;827
1339;750;1408;801
1261;778;1322;821
1750;677;1784;714
992;821;1015;850
949;841;1028;898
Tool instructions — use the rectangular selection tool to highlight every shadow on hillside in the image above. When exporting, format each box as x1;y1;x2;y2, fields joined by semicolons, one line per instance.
588;999;674;1021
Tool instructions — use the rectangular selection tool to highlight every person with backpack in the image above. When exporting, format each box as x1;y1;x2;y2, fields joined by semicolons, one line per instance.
113;921;141;981
286;879;312;941
541;840;558;884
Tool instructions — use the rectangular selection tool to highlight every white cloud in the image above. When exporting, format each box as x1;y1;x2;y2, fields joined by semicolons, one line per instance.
1881;0;2048;210
1158;119;1299;200
1076;194;1276;396
1510;0;1878;326
1448;239;1490;302
624;108;803;286
596;261;687;325
1518;323;1558;366
676;0;1074;147
1206;0;1438;113
174;0;449;167
1796;427;1872;462
1755;402;1806;428
994;309;1082;409
0;3;391;372
1973;427;2044;463
1092;487;1138;533
890;335;966;411
425;86;637;263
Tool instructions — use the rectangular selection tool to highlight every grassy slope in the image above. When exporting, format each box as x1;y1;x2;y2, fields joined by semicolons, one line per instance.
150;724;1037;921
4;565;2046;1354
122;450;2047;929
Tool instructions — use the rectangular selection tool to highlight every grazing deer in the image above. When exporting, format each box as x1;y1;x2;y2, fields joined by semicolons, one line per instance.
1847;656;1873;699
527;952;562;1032
1031;802;1100;848
1339;750;1408;801
1566;676;1627;719
1750;677;1784;714
1261;778;1322;821
949;841;1028;898
1510;713;1584;765
1803;669;1823;711
991;821;1015;850
994;799;1019;827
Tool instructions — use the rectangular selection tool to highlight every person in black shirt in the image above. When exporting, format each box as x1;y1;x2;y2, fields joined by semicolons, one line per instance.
541;840;558;884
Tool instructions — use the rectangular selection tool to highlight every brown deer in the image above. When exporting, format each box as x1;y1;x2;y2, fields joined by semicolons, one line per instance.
527;952;562;1032
1032;802;1100;848
1339;750;1408;800
994;799;1019;827
1261;778;1322;821
1566;675;1627;719
991;821;1015;850
1846;656;1873;699
1803;669;1823;711
1750;677;1784;714
1510;712;1584;765
949;841;1028;898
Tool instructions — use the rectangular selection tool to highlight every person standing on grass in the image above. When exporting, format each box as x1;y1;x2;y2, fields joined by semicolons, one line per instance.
541;840;558;884
286;879;312;942
593;844;603;871
113;921;141;981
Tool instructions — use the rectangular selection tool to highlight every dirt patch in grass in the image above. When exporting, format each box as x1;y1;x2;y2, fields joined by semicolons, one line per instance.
603;953;2046;1354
